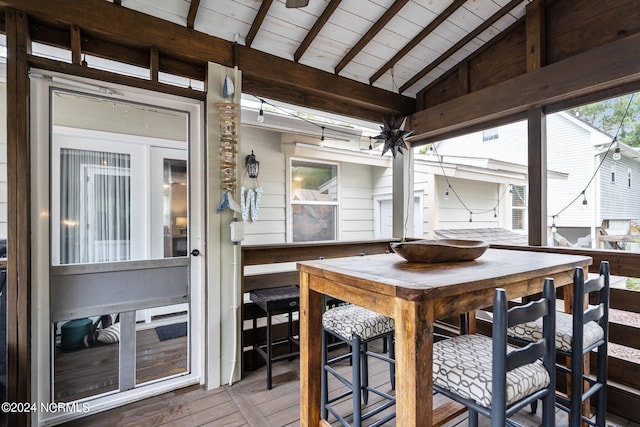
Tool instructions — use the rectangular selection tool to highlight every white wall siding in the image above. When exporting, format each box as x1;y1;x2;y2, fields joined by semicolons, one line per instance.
340;162;375;241
239;126;287;245
436;176;501;230
599;155;640;221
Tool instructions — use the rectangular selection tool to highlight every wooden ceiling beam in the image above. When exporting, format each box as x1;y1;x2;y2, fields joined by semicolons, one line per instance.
70;24;81;65
245;0;273;48
186;0;200;29
369;0;466;85
4;0;412;121
294;0;341;63
525;0;545;72
400;0;522;93
408;31;640;142
335;0;409;75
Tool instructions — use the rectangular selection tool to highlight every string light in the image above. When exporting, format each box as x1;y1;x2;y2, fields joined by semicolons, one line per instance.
613;138;622;161
252;95;361;143
551;216;557;233
257;100;265;123
368;136;373;150
431;143;512;220
582;191;588;209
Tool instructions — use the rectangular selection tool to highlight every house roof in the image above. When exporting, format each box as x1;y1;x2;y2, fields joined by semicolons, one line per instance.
434;227;529;245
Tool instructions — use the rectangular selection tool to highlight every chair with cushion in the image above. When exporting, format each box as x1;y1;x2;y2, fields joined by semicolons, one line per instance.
508;261;610;427
321;304;396;427
433;278;556;427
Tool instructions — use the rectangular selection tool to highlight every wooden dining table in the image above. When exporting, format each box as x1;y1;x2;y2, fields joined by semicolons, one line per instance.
297;248;592;427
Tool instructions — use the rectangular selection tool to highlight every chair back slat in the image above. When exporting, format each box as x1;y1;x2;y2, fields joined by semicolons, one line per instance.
508;298;548;327
507;340;546;371
583;304;604;324
583;275;604;295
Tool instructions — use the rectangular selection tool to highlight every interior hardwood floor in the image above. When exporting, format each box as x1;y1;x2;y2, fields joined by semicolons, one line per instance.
59;340;635;427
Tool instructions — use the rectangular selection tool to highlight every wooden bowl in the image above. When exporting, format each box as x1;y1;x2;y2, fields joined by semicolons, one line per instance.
390;239;489;263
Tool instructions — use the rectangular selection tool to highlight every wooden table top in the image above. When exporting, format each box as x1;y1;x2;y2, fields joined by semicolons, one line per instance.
297;248;592;301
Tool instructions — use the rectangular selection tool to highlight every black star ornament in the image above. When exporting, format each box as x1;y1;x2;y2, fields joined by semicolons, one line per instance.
374;116;413;158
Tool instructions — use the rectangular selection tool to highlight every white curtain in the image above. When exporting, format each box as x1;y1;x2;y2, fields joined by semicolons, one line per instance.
59;148;131;264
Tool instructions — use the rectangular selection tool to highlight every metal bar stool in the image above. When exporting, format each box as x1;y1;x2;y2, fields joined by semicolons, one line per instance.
321;304;396;427
250;285;300;390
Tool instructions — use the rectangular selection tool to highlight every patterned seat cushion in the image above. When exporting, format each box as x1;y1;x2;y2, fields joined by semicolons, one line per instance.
433;334;550;408
507;311;604;352
322;304;394;341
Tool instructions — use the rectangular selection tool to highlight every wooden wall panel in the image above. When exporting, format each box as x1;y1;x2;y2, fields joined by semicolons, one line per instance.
469;21;526;93
420;70;460;110
546;0;640;65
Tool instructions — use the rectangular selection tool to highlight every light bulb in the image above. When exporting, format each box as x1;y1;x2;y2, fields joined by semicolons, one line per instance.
551;223;557;233
493;208;497;218
613;146;621;161
582;193;588;210
444;187;449;200
257;108;264;123
469;212;473;223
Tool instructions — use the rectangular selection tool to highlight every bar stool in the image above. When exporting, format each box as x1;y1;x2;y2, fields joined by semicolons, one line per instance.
322;304;396;427
250;285;300;390
508;261;610;427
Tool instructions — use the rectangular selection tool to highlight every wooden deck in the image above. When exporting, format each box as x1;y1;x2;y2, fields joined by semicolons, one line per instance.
59;341;636;427
55;326;188;402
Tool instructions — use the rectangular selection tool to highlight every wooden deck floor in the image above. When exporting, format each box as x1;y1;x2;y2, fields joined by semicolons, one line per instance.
59;341;636;427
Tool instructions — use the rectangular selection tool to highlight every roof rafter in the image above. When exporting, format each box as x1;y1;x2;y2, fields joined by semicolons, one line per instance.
0;0;414;122
335;0;409;75
245;0;273;48
186;0;200;29
294;0;342;63
369;0;466;85
400;0;524;93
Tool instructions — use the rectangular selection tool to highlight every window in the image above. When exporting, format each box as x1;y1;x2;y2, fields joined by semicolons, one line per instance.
290;159;338;242
629;169;632;188
611;163;616;183
482;127;499;142
511;185;527;231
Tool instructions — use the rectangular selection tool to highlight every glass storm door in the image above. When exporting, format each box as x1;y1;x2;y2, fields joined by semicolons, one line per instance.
32;81;203;420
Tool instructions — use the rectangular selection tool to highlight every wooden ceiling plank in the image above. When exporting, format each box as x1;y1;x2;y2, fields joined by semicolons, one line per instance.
245;0;273;48
187;0;201;29
369;0;466;85
294;0;342;63
400;0;523;94
70;24;81;65
409;31;640;141
335;0;409;75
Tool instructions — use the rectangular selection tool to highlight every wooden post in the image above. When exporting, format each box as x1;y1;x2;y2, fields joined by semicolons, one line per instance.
5;8;32;427
527;107;547;246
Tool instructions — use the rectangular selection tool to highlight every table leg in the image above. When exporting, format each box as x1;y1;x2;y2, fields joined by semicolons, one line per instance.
300;272;324;427
394;297;434;427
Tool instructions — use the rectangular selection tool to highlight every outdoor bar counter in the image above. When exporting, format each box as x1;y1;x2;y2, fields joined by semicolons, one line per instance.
297;248;592;427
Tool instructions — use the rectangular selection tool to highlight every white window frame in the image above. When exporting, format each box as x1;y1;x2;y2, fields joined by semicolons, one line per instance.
288;157;340;242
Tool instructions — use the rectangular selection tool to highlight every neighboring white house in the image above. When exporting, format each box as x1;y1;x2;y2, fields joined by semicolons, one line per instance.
239;107;640;249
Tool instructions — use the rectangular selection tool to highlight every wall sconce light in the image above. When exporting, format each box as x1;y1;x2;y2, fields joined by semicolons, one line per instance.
246;150;260;178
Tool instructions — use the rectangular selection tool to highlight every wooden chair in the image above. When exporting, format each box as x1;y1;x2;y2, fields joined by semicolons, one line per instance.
508;261;610;426
433;278;556;427
321;304;396;427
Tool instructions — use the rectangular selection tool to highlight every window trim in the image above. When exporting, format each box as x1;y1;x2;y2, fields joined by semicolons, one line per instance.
510;184;527;231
